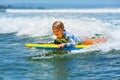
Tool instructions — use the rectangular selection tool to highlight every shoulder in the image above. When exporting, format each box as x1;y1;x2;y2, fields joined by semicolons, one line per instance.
63;31;72;36
63;31;74;39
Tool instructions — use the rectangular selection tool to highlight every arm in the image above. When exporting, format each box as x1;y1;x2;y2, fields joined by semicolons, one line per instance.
58;38;76;48
58;32;76;48
64;38;76;47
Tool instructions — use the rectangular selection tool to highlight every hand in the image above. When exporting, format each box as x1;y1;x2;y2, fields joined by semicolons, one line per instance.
58;43;65;48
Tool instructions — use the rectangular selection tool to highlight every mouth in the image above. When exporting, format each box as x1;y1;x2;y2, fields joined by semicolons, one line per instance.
55;34;62;37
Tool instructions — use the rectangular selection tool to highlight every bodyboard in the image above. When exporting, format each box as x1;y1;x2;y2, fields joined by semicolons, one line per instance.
25;43;90;50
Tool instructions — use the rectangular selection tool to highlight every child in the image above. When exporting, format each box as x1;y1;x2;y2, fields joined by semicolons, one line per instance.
52;21;106;48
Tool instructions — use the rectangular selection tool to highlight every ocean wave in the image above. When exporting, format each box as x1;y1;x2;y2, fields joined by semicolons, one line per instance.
0;12;120;51
6;8;120;13
0;16;109;37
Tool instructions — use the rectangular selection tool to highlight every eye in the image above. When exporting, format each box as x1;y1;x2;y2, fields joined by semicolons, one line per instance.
53;30;59;33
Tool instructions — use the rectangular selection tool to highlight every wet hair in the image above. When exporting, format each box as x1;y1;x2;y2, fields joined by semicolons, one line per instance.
52;21;65;30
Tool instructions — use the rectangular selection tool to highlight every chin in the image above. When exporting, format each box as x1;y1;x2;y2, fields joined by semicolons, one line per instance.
57;36;62;38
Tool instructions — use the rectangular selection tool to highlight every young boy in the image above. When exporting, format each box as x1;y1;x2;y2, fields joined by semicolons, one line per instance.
52;21;106;48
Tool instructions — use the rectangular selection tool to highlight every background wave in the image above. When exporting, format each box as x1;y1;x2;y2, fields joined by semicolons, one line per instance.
6;8;120;13
0;10;120;52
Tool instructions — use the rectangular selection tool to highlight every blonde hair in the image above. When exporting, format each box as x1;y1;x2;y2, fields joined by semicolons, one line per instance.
52;21;65;30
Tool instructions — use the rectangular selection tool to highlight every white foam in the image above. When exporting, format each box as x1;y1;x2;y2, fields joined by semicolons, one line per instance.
0;17;54;37
6;8;120;13
0;16;109;37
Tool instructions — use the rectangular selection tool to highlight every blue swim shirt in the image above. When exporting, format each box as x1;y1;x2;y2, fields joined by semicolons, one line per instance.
63;31;82;47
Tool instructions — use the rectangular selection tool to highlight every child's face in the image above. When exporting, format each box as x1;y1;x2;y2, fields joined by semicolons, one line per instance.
52;27;64;37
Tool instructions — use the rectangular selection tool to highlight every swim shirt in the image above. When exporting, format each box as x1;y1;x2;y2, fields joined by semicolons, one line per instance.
54;31;83;47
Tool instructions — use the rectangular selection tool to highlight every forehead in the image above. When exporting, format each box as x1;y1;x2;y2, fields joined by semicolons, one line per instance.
52;27;61;30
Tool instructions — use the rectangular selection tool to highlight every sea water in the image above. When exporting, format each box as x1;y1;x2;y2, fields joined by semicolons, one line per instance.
0;8;120;80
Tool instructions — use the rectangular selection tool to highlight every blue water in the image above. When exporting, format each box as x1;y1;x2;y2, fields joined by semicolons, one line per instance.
0;9;120;80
